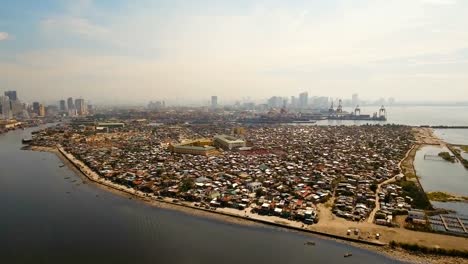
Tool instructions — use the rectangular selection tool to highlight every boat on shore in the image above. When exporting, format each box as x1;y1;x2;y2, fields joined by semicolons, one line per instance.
22;138;33;144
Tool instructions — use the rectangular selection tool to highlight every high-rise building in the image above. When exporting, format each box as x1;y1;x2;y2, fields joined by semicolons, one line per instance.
87;104;94;115
299;92;308;109
4;91;17;101
311;96;329;109
59;100;67;111
38;104;45;117
211;96;218;109
290;96;297;108
32;102;40;115
67;97;74;110
67;97;75;116
45;105;58;116
75;98;86;116
0;96;12;119
267;96;283;108
148;101;165;110
352;93;359;106
11;100;23;117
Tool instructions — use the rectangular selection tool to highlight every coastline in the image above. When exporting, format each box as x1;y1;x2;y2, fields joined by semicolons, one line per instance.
30;144;468;264
412;128;468;201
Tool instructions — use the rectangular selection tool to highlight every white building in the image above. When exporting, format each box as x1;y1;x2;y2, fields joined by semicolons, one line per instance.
299;92;308;109
211;96;218;109
214;134;246;150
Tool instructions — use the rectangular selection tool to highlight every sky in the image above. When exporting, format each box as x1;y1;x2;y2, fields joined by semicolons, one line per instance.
0;0;467;105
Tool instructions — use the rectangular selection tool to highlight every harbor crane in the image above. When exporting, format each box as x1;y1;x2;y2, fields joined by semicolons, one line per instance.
354;105;361;116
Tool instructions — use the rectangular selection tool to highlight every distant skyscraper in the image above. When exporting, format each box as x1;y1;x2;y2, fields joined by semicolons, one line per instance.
87;104;94;115
59;100;67;111
75;98;86;116
45;105;58;117
148;101;165;110
32;102;40;115
4;91;17;101
38;104;45;117
0;96;12;119
352;93;359;106
67;97;74;110
211;96;218;109
67;97;75;116
299;92;308;109
11;100;23;117
290;96;297;108
311;96;329;109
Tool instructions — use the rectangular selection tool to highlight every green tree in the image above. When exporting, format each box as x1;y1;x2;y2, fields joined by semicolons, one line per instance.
255;188;265;198
180;178;195;192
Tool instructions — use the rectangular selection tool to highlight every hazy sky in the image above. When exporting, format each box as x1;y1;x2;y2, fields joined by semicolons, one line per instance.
1;0;467;104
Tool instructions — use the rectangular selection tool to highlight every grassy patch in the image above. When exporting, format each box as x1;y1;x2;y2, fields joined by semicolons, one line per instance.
426;191;452;202
427;191;468;202
438;152;455;162
390;241;468;258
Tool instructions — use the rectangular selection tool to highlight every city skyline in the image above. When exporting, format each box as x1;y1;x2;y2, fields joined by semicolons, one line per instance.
1;0;468;103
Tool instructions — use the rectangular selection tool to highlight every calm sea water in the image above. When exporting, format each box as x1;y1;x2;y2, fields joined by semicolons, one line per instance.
0;127;402;264
434;129;468;145
414;145;468;196
431;201;468;216
414;145;468;215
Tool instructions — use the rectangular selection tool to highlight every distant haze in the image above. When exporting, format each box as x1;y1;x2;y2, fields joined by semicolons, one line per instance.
0;0;467;104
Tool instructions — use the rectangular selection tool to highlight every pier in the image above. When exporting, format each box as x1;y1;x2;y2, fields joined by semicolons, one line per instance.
423;154;446;161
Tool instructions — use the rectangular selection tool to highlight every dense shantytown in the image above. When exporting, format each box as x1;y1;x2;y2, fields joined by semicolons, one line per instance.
31;120;415;225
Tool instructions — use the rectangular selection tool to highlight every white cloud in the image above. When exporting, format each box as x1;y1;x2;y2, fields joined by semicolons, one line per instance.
5;0;468;102
0;32;10;41
421;0;457;5
41;16;108;38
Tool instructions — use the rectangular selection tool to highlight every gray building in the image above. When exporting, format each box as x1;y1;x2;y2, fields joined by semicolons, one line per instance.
59;100;67;111
75;98;86;116
211;96;218;109
4;91;17;101
0;96;12;119
299;92;308;109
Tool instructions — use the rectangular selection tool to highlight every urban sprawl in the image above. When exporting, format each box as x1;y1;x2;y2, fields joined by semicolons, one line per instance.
4;90;467;245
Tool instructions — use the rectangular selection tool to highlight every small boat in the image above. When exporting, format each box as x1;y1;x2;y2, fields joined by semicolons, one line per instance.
59;164;65;168
22;138;33;144
304;241;316;246
344;253;352;258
